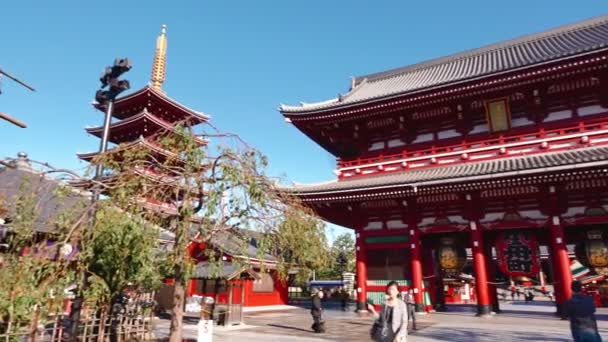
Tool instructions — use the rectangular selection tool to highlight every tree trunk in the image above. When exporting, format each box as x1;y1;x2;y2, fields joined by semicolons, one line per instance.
169;276;185;342
5;318;12;342
97;306;107;342
168;218;188;342
28;305;39;342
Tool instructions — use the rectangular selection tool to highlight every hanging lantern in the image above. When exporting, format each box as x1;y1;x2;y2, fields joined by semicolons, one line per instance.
437;237;467;275
575;230;608;269
496;231;540;277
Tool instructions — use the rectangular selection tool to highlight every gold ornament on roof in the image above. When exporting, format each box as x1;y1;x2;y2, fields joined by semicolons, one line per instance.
150;24;167;91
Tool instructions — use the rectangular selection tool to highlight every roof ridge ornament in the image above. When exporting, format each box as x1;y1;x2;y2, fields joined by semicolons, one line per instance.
150;24;168;92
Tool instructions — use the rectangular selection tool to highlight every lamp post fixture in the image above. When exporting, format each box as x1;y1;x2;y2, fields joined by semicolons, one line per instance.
93;58;131;179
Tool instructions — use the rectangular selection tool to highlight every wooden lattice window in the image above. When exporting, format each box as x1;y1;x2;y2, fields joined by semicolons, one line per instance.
485;98;511;133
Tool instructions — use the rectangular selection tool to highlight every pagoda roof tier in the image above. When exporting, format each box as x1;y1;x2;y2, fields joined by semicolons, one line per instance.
70;168;202;200
77;137;179;163
281;15;608;115
288;145;608;197
138;199;203;223
99;86;209;124
85;109;206;145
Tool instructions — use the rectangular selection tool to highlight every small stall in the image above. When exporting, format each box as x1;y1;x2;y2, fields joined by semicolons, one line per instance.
190;261;261;326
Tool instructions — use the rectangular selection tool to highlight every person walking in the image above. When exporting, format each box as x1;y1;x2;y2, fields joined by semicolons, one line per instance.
368;281;408;342
405;290;417;331
310;288;325;333
564;280;602;342
340;288;349;311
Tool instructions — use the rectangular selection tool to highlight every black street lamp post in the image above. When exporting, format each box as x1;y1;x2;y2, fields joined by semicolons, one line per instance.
68;59;131;341
93;58;131;179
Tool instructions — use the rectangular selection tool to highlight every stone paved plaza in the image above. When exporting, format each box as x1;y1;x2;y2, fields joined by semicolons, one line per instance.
155;301;608;341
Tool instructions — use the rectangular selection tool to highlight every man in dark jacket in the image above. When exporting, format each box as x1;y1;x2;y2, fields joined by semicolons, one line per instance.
310;289;325;333
563;280;602;342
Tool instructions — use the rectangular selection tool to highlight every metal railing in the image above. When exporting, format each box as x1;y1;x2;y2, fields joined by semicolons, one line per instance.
338;116;608;169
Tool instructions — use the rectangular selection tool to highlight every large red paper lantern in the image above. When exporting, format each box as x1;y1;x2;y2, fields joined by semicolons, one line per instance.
437;237;467;276
496;231;540;277
575;230;608;269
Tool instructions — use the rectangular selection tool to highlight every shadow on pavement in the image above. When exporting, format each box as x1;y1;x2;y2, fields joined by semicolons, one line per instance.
266;323;317;333
508;301;555;307
416;327;570;342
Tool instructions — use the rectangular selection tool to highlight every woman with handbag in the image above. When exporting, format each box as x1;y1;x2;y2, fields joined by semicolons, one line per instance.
367;281;408;342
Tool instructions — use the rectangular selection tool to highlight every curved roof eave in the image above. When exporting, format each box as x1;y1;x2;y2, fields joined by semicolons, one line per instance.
280;14;608;117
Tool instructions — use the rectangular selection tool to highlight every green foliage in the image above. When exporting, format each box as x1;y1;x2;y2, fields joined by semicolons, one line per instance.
313;232;355;280
0;254;75;323
332;233;356;273
81;205;163;303
0;179;78;329
270;209;330;282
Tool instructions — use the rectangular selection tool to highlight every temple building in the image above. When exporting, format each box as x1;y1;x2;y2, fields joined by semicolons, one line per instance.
281;15;608;316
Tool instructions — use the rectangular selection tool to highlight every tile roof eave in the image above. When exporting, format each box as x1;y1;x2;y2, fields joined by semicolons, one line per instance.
111;86;210;121
280;46;608;117
288;157;608;197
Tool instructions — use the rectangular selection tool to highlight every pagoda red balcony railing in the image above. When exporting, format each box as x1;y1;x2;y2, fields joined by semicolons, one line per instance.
336;115;608;179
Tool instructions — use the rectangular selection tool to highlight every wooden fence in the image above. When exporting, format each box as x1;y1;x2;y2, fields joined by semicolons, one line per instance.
0;293;156;342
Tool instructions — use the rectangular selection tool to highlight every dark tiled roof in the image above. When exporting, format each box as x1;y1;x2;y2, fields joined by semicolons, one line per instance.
193;261;260;280
281;15;608;113
289;146;608;195
210;229;276;262
0;166;87;232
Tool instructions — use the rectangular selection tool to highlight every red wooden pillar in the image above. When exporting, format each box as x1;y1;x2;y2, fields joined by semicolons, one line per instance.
187;278;197;296
551;252;564;308
423;244;437;312
547;186;572;317
470;221;492;316
409;225;424;312
405;200;424;312
549;215;572;316
550;252;564;309
355;228;368;311
465;193;491;316
484;240;500;314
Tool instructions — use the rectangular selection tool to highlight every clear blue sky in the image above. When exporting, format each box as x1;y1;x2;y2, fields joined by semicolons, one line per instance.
2;1;608;240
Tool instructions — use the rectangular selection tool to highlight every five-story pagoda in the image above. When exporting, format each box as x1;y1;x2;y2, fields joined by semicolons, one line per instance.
75;25;208;216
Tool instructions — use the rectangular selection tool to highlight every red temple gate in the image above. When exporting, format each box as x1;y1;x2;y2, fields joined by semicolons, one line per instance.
281;15;608;316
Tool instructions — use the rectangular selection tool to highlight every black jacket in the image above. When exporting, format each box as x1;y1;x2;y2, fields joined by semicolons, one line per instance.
564;294;599;332
311;296;322;317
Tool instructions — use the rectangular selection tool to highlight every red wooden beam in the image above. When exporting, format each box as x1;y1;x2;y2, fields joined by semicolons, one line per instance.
0;112;27;128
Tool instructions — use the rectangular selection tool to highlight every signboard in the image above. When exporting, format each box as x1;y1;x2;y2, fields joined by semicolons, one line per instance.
485;98;511;133
197;319;213;342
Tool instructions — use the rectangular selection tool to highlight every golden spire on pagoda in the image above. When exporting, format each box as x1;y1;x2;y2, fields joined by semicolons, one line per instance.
150;24;168;91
